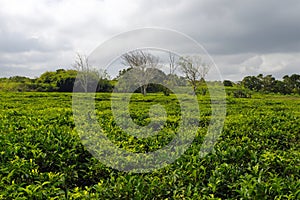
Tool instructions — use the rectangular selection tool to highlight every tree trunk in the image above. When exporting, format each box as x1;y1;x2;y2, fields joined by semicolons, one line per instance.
193;85;197;96
140;86;143;95
143;85;147;96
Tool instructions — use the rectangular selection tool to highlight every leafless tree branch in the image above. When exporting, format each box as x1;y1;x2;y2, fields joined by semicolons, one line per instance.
121;50;160;95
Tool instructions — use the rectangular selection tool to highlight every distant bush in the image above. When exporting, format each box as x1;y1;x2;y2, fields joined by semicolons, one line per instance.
233;90;251;98
223;80;233;87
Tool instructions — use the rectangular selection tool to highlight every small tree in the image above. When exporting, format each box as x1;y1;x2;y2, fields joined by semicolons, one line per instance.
178;55;210;95
121;50;160;96
242;76;262;91
223;80;233;87
73;53;101;92
161;52;179;96
168;51;178;75
283;74;300;94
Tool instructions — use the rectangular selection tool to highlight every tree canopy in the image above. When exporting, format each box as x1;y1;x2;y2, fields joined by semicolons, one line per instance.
0;68;299;96
242;74;300;95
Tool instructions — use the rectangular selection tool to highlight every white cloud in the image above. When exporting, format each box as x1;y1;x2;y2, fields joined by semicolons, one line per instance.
0;0;299;79
214;53;300;81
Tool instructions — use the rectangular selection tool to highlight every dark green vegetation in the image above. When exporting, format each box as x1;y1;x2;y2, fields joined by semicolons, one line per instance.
1;68;299;96
241;74;300;95
0;69;113;93
0;91;299;199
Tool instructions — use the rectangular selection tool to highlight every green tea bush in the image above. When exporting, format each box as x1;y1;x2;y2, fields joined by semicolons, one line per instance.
0;92;299;199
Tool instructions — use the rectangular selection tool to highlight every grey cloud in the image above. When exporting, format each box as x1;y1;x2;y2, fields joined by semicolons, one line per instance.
0;65;48;78
0;50;74;78
0;31;41;52
131;0;300;54
0;0;299;79
0;30;72;53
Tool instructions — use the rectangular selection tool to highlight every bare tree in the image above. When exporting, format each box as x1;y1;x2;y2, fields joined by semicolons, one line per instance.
73;53;100;92
121;50;160;96
179;55;210;95
168;51;178;75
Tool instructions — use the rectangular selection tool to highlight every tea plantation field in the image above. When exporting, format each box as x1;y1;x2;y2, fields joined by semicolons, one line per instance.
0;92;299;199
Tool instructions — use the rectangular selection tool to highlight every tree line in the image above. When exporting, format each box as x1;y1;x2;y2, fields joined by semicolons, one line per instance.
1;70;299;95
0;51;299;95
241;74;300;95
0;69;113;92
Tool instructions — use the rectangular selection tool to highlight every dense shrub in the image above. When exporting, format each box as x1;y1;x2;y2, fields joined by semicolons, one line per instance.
0;92;299;199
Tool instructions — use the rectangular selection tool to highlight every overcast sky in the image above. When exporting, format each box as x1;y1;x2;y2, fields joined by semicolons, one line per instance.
0;0;299;80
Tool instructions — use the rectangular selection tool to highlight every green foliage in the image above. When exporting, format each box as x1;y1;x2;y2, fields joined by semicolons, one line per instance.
0;92;299;199
1;69;299;96
242;75;263;91
0;69;113;92
223;80;233;87
242;73;300;95
0;76;37;92
283;74;300;95
37;69;76;92
233;90;251;98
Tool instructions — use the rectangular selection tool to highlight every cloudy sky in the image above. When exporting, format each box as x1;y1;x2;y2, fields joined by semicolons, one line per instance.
0;0;299;80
